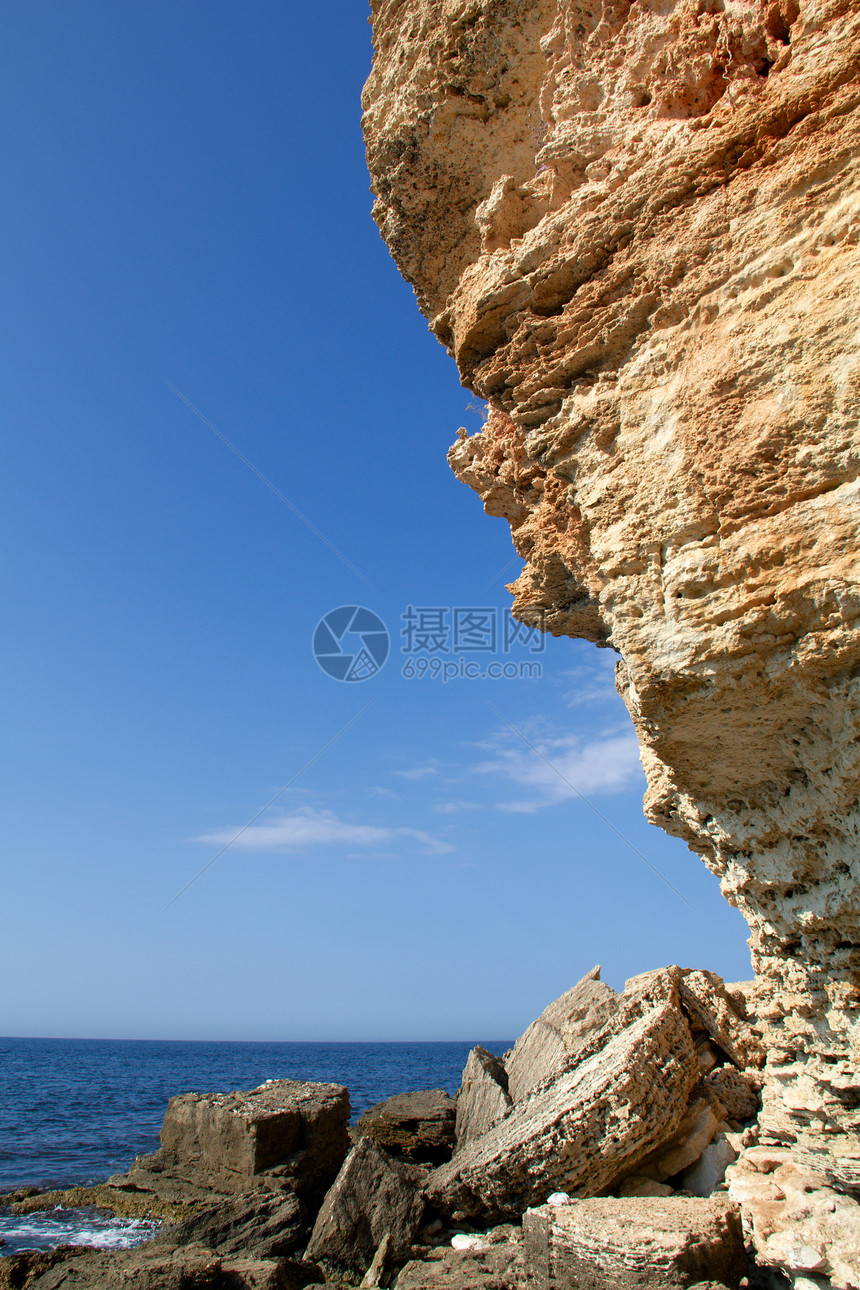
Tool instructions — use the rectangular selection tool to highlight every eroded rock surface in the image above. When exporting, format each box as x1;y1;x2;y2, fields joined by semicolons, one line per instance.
523;1196;747;1290
354;1090;456;1164
426;966;755;1219
363;3;860;1283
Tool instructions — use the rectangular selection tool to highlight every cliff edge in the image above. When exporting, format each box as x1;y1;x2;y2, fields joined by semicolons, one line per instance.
363;3;860;1285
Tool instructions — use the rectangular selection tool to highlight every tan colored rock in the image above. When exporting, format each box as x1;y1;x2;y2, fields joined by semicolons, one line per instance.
453;1045;511;1151
150;1080;350;1205
425;983;700;1220
681;1134;739;1198
504;965;619;1101
364;1;860;1277
638;1095;726;1183
704;1068;761;1124
305;1139;426;1278
727;1147;860;1288
523;1197;747;1290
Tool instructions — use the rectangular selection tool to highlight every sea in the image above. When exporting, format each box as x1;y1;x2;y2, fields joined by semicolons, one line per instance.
0;1036;509;1256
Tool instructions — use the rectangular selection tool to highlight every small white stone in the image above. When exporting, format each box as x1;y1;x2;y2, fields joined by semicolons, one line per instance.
547;1191;572;1206
451;1234;489;1251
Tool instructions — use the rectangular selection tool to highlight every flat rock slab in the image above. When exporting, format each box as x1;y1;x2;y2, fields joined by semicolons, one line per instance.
355;1090;456;1164
523;1197;747;1290
505;966;619;1103
306;1138;426;1277
426;995;699;1220
6;1241;322;1289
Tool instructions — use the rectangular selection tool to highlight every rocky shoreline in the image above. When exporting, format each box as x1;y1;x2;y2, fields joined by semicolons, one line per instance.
1;965;786;1289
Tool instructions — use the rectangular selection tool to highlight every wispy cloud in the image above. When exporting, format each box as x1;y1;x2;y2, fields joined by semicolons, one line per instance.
394;764;440;781
194;806;450;854
474;728;643;811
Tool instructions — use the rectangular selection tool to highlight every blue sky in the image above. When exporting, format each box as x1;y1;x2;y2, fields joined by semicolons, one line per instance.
0;2;752;1041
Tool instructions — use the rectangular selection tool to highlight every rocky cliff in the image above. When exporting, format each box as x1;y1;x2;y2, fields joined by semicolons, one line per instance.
363;3;860;1285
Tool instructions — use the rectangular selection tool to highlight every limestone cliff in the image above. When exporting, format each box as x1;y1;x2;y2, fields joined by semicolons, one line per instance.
363;3;860;1285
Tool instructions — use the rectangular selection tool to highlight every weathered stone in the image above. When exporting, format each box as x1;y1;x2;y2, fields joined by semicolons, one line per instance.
363;3;860;1279
681;1135;739;1198
727;1147;860;1287
453;1046;511;1151
359;1231;393;1289
305;1139;426;1278
704;1068;761;1125
394;1226;521;1290
638;1095;725;1183
354;1090;455;1164
425;988;700;1220
523;1198;747;1290
504;966;619;1103
155;1081;350;1203
159;1189;306;1260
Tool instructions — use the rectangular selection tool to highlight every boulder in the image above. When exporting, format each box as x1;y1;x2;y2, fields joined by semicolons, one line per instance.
681;1135;738;1198
522;1197;747;1290
453;1047;511;1151
393;1226;522;1289
635;1094;725;1183
504;966;619;1102
305;1138;426;1278
113;1081;349;1214
425;982;700;1221
354;1090;455;1164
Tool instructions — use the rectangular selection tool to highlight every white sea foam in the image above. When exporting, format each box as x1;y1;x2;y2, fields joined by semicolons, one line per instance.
0;1206;160;1255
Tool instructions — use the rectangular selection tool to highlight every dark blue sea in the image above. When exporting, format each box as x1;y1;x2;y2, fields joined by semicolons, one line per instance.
0;1037;509;1255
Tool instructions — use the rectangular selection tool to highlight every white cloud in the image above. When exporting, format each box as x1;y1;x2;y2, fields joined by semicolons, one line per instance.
474;728;643;811
195;807;450;855
394;765;440;780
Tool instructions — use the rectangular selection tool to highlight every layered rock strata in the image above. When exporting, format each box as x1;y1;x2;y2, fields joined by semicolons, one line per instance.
363;3;860;1283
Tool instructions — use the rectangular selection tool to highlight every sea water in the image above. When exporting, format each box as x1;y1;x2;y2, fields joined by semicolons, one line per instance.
0;1036;509;1254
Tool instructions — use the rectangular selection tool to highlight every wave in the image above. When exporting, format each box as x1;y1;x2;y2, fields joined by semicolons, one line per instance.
0;1206;160;1257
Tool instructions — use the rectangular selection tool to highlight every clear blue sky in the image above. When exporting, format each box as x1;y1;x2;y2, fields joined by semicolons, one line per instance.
0;2;752;1041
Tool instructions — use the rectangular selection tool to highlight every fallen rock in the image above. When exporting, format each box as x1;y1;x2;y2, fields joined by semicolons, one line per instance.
636;1094;726;1183
354;1090;456;1164
112;1081;349;1214
425;984;700;1220
681;1135;739;1198
505;966;619;1102
359;1231;393;1288
453;1047;511;1151
305;1138;426;1278
394;1225;522;1290
522;1197;747;1290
